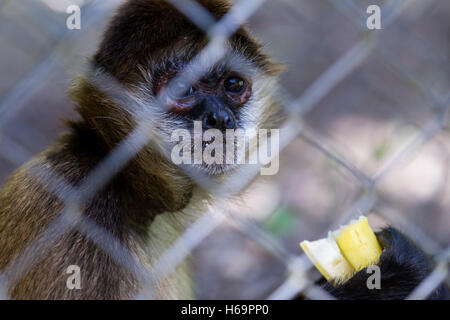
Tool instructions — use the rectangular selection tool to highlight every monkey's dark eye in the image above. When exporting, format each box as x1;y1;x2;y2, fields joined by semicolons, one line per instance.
167;80;196;99
224;77;246;94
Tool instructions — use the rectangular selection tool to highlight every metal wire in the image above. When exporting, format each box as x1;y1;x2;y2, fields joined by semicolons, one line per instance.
0;0;448;300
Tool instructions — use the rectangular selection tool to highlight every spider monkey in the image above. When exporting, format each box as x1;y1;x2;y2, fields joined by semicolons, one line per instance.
0;0;447;300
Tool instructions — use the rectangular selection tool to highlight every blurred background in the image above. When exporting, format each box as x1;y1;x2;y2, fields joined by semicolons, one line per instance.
0;0;449;299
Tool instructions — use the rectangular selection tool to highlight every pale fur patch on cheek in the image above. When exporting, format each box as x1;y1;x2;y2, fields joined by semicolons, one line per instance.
123;79;191;155
240;73;278;131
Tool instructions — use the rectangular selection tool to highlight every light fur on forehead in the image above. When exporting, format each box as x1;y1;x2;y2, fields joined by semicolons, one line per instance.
145;39;259;80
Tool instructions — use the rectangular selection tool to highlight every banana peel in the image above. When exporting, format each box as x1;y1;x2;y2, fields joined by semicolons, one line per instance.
300;216;382;283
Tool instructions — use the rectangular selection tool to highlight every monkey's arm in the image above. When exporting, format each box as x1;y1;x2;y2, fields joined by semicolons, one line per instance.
322;227;449;300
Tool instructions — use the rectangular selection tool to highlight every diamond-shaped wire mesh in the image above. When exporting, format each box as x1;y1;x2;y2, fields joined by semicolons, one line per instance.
0;0;448;300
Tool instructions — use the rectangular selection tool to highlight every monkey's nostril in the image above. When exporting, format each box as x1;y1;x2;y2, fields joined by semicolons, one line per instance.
223;114;235;130
202;109;236;130
203;112;218;129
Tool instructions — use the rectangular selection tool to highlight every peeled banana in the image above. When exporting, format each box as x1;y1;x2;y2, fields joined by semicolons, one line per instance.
300;216;382;283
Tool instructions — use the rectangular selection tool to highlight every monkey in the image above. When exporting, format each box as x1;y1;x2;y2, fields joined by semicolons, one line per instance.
0;0;283;299
0;0;447;300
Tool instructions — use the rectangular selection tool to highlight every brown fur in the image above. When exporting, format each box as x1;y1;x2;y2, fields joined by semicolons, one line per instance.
0;0;282;299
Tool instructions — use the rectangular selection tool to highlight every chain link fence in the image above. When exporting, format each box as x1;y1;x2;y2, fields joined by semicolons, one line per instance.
0;0;449;299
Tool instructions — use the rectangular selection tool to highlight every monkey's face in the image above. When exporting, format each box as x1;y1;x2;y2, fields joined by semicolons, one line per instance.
86;0;283;177
141;49;281;176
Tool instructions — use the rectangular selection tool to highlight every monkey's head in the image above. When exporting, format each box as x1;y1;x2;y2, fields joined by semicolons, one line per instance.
74;0;284;177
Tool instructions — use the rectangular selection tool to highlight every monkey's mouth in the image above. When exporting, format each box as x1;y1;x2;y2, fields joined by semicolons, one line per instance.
168;130;243;176
202;139;214;149
201;137;222;153
194;137;240;175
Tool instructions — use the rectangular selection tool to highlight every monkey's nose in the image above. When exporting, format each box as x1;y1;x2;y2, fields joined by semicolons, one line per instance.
202;109;236;130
